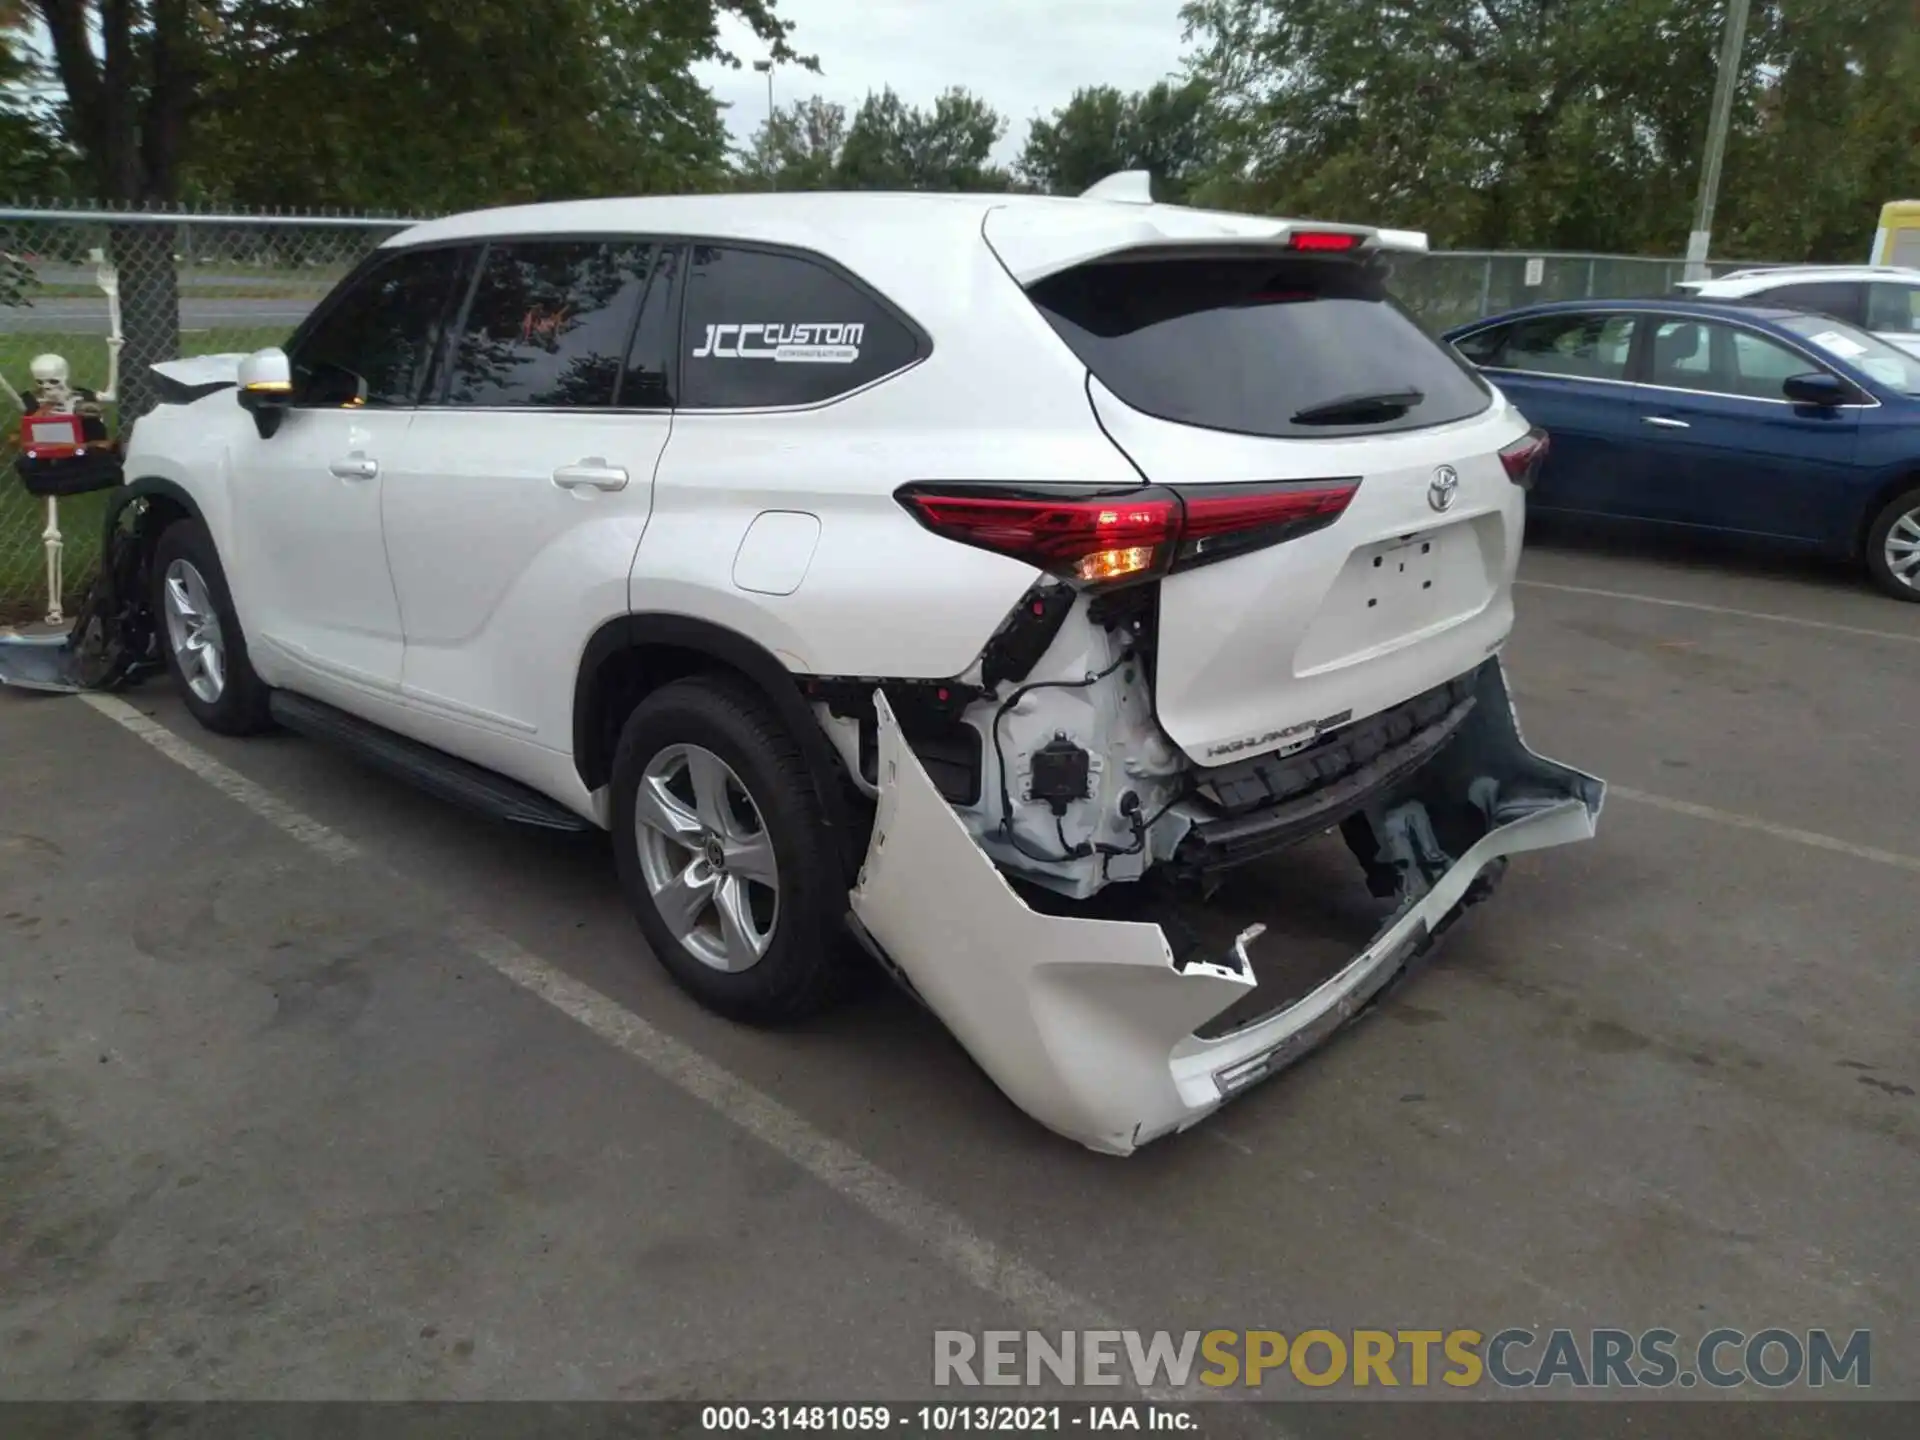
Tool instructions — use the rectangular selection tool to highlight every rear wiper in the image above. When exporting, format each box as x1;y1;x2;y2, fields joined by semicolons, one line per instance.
1290;387;1424;425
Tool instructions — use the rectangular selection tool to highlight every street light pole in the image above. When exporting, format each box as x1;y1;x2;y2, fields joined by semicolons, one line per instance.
1684;0;1754;281
753;59;774;123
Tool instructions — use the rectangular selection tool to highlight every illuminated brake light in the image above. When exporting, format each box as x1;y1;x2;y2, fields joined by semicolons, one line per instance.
1499;427;1550;489
896;479;1360;585
1288;231;1365;253
896;489;1180;584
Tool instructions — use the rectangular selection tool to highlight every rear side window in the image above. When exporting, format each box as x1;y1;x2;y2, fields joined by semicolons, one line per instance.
1474;313;1638;380
1762;281;1865;326
1028;257;1490;438
443;240;655;408
680;245;924;409
293;246;469;407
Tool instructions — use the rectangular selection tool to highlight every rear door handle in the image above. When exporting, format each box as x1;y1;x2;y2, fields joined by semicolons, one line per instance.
329;453;379;480
1642;416;1691;430
553;459;629;492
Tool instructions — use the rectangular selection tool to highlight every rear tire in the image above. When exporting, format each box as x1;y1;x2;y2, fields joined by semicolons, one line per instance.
610;675;854;1024
1865;485;1920;602
151;518;273;734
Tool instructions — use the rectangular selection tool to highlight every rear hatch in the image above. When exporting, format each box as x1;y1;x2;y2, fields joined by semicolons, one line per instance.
1006;238;1536;766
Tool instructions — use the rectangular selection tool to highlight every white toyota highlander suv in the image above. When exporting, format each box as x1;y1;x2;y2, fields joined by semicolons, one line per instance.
103;182;1602;1153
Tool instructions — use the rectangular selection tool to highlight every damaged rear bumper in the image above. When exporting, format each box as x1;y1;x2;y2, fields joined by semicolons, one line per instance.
849;658;1603;1156
0;628;91;692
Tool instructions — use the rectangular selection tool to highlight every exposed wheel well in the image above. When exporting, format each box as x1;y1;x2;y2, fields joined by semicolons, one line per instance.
574;616;869;883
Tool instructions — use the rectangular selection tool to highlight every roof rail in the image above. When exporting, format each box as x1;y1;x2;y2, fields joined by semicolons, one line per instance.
1079;171;1154;205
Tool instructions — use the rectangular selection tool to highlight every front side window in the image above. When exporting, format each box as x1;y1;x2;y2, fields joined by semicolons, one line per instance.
1727;329;1818;399
292;246;470;408
1865;282;1920;336
443;240;656;409
1649;319;1845;400
680;245;924;409
1491;313;1638;381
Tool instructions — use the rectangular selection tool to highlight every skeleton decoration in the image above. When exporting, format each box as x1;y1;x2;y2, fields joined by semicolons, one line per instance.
3;249;124;627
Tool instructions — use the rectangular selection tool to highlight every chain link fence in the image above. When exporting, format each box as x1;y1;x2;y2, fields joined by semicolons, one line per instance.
0;204;1796;622
0;206;414;623
1386;250;1792;331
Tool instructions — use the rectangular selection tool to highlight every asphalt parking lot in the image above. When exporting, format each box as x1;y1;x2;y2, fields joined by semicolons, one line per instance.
2;529;1916;1429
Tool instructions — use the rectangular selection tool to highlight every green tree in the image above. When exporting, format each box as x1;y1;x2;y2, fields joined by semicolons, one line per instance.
1181;0;1920;262
0;14;75;200
738;95;847;190
1017;79;1216;202
12;0;809;413
1181;0;1728;250
187;0;814;213
1718;0;1920;260
834;85;1010;191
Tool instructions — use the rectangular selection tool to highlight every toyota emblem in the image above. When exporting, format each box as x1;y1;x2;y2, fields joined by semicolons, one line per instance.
1428;465;1460;513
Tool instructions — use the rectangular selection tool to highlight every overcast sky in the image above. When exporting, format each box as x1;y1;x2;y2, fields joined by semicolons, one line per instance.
696;0;1195;164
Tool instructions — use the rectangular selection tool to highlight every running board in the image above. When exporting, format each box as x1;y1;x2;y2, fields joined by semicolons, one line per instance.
267;691;595;833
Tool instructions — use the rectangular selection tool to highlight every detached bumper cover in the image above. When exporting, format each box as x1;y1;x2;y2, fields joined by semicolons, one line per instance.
849;658;1602;1155
0;629;90;692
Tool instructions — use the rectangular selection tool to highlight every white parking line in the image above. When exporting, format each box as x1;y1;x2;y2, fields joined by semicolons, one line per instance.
74;692;1191;1399
1515;579;1920;645
1611;785;1920;875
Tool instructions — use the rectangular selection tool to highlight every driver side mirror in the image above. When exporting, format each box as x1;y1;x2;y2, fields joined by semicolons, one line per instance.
236;347;293;439
1782;371;1857;408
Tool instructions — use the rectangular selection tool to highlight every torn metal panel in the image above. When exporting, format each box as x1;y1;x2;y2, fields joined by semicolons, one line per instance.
850;663;1602;1156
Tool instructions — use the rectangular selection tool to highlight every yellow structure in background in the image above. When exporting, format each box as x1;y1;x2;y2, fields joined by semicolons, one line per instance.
1870;201;1920;267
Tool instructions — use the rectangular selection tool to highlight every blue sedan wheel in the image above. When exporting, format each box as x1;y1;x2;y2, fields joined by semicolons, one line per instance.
1867;486;1920;602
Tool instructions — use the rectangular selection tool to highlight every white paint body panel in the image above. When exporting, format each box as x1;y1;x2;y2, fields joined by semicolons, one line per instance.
1090;378;1529;763
384;409;668;746
732;511;823;597
225;408;412;705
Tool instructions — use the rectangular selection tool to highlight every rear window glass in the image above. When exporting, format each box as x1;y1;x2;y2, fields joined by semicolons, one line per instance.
1027;257;1490;438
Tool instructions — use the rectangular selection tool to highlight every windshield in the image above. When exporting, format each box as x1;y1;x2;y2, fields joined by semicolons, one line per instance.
1778;315;1920;395
1027;256;1491;438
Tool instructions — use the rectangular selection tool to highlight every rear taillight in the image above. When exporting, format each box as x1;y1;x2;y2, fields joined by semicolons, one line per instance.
896;479;1359;586
1499;427;1550;489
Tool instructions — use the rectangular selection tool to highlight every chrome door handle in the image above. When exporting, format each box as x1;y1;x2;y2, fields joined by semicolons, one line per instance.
329;453;379;480
1642;416;1691;430
553;460;629;492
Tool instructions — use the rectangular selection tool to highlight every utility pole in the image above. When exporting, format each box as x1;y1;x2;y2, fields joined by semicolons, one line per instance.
1684;0;1753;281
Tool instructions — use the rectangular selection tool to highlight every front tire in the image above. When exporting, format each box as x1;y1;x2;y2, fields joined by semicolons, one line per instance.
610;675;854;1024
1865;485;1920;602
151;518;273;734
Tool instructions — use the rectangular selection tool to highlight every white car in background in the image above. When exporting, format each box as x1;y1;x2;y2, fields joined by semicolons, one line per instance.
1675;265;1920;357
70;181;1602;1154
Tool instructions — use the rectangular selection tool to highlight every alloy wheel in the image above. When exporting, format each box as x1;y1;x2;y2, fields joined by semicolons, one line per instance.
162;558;227;703
632;743;781;973
1885;506;1920;591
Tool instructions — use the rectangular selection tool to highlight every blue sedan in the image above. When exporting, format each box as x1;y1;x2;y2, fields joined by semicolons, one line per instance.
1442;298;1920;600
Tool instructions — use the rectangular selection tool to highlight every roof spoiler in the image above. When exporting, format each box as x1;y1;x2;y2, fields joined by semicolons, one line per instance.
1069;172;1429;257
